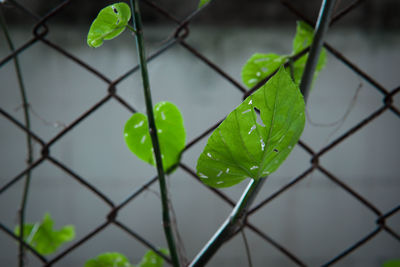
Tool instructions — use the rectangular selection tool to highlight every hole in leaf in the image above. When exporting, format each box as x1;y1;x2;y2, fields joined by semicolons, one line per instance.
248;125;256;135
253;107;265;127
273;148;279;152
260;138;266;151
112;7;118;14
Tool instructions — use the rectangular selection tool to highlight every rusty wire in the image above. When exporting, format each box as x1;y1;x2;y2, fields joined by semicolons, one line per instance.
0;0;399;266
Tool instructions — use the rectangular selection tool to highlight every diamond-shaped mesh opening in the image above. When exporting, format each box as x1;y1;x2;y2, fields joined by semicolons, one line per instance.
250;168;379;265
168;168;237;254
320;111;400;210
327;230;400;267
304;57;384;151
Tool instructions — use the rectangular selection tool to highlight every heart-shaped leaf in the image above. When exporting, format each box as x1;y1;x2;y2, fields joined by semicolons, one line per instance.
197;68;305;188
241;53;287;88
87;2;131;48
124;101;185;173
15;213;75;255
85;252;132;267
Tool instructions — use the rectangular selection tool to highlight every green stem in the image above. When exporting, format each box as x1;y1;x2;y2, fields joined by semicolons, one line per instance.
299;0;337;101
129;1;181;266
189;178;265;267
0;6;33;267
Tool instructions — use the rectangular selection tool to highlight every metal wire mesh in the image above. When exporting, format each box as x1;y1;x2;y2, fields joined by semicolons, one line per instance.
0;0;399;266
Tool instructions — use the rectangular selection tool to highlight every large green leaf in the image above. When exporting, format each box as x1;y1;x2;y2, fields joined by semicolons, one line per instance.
14;213;75;255
85;252;132;267
137;249;168;267
124;101;186;173
290;21;327;85
241;53;287;88
87;2;131;48
197;68;305;188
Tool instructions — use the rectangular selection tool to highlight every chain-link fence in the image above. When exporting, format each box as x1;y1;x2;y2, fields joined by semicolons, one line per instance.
1;0;399;266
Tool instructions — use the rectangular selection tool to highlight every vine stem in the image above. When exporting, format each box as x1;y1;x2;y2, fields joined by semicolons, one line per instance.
189;0;337;266
129;1;181;266
0;6;33;267
189;178;265;267
299;0;337;101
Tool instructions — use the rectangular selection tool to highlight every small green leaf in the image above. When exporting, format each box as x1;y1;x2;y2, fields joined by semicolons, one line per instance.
198;0;211;8
197;68;305;188
124;102;186;173
137;249;168;267
14;223;39;244
241;53;287;88
14;213;75;255
85;252;132;267
383;260;400;267
290;21;327;85
87;2;131;48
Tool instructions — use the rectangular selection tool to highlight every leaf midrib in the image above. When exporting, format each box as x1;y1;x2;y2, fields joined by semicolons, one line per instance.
256;78;279;178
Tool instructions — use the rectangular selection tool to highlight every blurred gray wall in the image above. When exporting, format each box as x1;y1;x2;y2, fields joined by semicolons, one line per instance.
1;0;400;266
4;0;400;29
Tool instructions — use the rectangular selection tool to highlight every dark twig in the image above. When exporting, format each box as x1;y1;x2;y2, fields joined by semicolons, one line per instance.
241;229;253;267
0;7;33;267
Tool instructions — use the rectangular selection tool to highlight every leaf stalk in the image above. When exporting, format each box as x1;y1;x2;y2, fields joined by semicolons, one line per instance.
129;1;181;266
126;24;137;34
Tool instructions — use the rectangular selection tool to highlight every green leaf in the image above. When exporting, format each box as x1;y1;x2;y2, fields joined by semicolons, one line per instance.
292;21;314;54
383;260;400;267
198;0;211;8
85;252;132;267
124;101;186;173
14;223;39;244
290;21;327;85
241;53;287;88
196;68;305;188
87;2;131;48
14;213;75;255
137;249;168;267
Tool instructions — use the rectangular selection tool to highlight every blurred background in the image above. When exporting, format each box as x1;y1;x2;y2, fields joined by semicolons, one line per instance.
1;0;399;266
